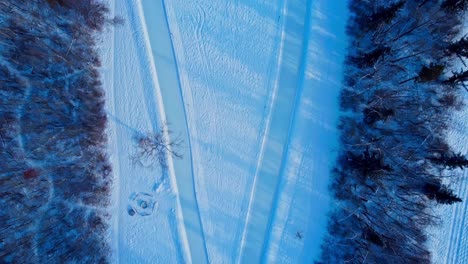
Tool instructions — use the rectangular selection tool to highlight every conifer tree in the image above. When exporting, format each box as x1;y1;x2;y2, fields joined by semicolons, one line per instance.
399;63;445;84
442;0;468;12
363;107;394;125
424;182;462;204
446;36;468;58
444;69;468;88
347;147;392;177
430;152;468;169
356;1;406;32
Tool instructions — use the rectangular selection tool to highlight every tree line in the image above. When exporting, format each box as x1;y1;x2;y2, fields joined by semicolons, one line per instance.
319;1;468;263
0;0;118;262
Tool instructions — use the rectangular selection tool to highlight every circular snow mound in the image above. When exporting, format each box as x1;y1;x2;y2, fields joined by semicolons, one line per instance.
128;192;157;216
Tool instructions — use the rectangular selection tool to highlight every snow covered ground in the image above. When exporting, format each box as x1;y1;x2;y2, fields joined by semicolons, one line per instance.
427;18;468;264
101;0;347;263
262;1;347;262
102;0;190;263
428;102;468;264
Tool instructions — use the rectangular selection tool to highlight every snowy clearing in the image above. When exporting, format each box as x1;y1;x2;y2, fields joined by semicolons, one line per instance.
103;0;345;262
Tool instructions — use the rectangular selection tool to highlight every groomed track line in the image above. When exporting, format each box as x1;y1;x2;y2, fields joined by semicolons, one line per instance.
137;0;209;263
236;0;312;263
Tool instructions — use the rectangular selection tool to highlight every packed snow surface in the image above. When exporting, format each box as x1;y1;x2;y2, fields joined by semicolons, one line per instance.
102;0;347;262
428;19;468;264
428;103;468;264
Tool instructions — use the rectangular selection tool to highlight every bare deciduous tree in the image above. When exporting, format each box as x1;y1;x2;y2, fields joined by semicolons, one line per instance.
131;128;183;169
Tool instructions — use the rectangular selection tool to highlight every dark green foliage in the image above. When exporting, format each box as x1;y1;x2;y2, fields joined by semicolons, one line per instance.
356;1;406;32
368;1;405;28
446;36;468;58
444;69;468;87
363;107;394;125
442;0;468;12
350;46;391;68
429;152;468;169
399;63;445;84
417;63;445;82
363;227;385;247
423;182;462;204
346;148;392;177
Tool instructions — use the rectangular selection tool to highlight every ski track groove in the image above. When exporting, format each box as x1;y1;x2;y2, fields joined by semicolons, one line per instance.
139;0;210;261
236;0;311;262
441;107;468;264
134;0;193;261
232;0;287;260
235;0;288;262
161;0;210;260
260;0;314;260
446;169;468;264
162;0;220;262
